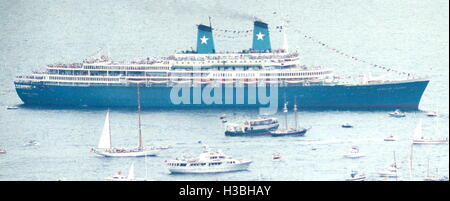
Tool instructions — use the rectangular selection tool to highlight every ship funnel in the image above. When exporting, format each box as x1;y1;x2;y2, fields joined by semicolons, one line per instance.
252;21;271;51
196;24;215;54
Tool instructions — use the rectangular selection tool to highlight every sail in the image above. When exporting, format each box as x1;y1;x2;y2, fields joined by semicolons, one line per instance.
98;111;112;149
413;119;422;140
127;163;135;180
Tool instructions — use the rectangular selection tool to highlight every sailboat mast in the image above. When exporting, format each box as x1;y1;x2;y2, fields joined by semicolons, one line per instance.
137;84;143;151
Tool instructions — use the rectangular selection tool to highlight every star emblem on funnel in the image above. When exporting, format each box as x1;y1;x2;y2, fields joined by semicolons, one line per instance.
200;35;209;44
256;32;265;40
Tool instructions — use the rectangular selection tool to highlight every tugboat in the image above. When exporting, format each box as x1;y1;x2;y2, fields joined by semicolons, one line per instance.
165;146;252;174
345;170;366;181
270;101;310;137
389;109;406;118
225;117;279;136
343;147;365;158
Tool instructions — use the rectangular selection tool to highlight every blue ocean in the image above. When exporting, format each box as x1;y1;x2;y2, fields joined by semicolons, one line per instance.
0;0;448;181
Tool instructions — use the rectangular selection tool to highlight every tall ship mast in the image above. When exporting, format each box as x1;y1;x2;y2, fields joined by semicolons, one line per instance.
14;20;429;109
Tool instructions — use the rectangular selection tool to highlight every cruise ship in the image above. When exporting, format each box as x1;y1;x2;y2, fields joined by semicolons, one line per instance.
14;20;429;110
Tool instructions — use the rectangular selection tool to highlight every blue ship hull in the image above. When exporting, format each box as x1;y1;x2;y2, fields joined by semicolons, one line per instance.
14;79;429;110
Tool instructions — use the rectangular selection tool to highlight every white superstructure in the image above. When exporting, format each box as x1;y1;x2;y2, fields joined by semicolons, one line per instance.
165;148;252;174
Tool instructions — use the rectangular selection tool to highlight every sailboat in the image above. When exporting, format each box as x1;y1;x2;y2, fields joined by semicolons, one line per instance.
412;119;448;145
105;163;146;181
270;101;310;137
91;85;161;157
378;151;400;178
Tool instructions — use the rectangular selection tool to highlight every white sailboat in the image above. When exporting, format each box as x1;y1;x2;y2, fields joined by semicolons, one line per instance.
91;85;162;157
378;158;400;178
105;163;146;181
412;119;448;145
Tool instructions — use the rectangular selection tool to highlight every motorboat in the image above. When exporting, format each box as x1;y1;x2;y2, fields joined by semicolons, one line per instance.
165;147;252;174
0;149;6;154
389;109;406;118
24;140;40;146
343;147;365;158
105;163;146;181
341;123;353;128
378;163;400;178
91;85;165;157
6;105;19;110
384;135;397;141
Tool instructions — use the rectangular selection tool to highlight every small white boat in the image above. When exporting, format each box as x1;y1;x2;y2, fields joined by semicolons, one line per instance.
165;147;252;174
343;147;365;158
426;111;438;117
378;164;400;178
389;109;406;118
0;149;6;154
105;163;146;181
384;135;397;141
272;153;282;160
24;140;40;146
6;106;18;110
346;170;366;181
